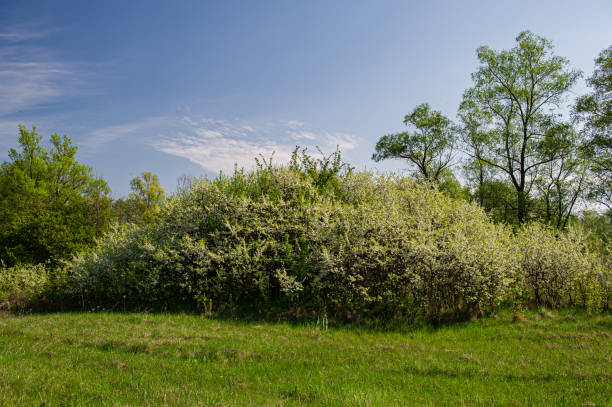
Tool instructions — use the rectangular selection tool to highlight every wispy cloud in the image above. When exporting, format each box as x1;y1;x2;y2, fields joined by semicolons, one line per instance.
155;117;358;174
82;117;170;152
155;133;297;175
0;24;74;116
281;119;305;130
0;24;58;43
85;115;358;174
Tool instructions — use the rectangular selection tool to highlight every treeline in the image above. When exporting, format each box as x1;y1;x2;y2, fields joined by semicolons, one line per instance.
0;31;610;319
374;31;610;233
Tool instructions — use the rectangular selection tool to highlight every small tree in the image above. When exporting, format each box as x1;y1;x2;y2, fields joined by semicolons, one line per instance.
372;103;456;182
129;171;165;209
114;171;165;224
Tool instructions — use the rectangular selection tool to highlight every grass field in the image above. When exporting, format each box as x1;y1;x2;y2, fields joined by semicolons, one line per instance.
1;310;610;406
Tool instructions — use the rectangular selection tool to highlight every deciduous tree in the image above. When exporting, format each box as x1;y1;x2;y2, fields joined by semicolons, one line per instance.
373;103;456;182
114;171;165;224
0;126;113;266
460;31;581;224
575;45;612;210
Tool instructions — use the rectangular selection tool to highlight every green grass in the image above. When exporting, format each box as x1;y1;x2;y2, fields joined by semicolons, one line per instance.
0;310;610;406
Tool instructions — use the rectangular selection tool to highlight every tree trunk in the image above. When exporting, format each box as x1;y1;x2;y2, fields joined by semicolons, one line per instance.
517;189;527;225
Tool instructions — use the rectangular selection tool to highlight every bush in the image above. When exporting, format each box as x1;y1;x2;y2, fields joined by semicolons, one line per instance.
516;223;610;311
0;263;48;309
64;150;610;320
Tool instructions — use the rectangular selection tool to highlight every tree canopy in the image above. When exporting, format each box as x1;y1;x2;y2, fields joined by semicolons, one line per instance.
113;171;165;224
459;30;582;224
372;103;456;182
0;126;113;266
575;45;612;210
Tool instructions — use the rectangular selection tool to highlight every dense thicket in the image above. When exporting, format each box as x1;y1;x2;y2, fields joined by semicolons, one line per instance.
55;151;608;319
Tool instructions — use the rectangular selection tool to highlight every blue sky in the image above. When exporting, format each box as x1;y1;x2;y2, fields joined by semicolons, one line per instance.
1;0;611;196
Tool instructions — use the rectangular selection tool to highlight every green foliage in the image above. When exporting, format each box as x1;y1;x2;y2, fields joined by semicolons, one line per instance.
473;180;517;224
113;171;165;224
372;103;456;182
572;210;612;254
0;263;48;309
287;146;353;193
532;124;588;229
0;125;113;266
64;149;609;319
575;45;612;210
460;31;582;224
516;223;609;311
437;170;471;201
129;171;165;212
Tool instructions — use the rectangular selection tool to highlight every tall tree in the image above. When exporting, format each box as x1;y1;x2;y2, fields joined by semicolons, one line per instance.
460;31;581;224
575;45;612;210
0;126;113;266
372;103;456;182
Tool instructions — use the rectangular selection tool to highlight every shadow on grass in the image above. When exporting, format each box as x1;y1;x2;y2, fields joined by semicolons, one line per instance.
3;306;606;336
403;364;612;382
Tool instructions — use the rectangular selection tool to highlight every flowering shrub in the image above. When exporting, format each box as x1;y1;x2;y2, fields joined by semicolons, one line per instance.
0;263;48;309
65;151;610;319
516;223;610;311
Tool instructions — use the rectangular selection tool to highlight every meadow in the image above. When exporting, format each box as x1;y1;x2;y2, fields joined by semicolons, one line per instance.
1;309;610;406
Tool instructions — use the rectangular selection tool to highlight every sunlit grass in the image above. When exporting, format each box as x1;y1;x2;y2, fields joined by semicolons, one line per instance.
1;310;610;406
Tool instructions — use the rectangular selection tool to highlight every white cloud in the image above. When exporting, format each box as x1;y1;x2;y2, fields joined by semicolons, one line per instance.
154;135;296;174
153;116;358;173
290;131;318;141
85;115;358;174
0;25;75;116
326;132;359;150
282;120;305;130
0;23;57;43
0;59;71;116
82;117;169;152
